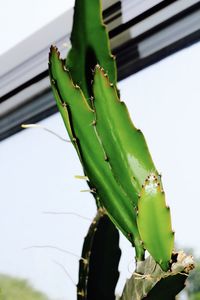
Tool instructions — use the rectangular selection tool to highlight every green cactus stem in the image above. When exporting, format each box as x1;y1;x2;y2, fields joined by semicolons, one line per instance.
93;65;158;207
136;174;174;271
77;209;121;300
49;47;144;260
66;0;117;101
120;251;194;300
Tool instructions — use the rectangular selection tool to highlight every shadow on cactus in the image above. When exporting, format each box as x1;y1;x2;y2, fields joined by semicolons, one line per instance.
48;0;194;299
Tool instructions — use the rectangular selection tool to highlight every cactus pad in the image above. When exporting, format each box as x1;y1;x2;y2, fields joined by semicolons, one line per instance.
137;174;174;271
120;251;194;300
77;209;121;300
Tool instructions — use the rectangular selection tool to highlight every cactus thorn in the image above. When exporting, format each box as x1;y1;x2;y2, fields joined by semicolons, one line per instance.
75;175;89;180
62;102;67;108
63;65;68;71
77;290;85;297
82;258;88;265
80;189;96;194
91;188;97;193
50;44;57;51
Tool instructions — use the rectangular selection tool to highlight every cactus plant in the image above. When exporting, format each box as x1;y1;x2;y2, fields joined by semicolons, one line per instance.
120;251;194;300
77;209;121;300
48;0;194;298
65;0;117;101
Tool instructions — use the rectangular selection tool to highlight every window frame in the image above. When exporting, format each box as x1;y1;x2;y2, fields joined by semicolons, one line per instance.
0;0;200;141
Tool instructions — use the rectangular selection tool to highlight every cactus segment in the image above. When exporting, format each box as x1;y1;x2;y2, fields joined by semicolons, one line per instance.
77;210;121;300
49;46;144;260
49;67;82;160
120;252;193;300
143;274;186;300
93;66;157;207
66;0;117;101
136;174;174;271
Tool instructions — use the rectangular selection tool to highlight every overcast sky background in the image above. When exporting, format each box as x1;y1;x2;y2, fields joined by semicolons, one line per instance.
0;1;200;300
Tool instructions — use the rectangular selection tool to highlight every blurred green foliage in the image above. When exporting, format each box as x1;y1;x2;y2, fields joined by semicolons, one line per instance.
0;274;49;300
186;253;200;300
189;293;200;300
188;260;200;295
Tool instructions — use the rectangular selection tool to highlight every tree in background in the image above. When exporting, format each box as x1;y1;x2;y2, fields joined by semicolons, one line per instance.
187;256;200;300
0;274;48;300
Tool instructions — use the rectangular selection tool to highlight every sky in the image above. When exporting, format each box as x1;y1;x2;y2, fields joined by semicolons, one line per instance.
0;1;200;300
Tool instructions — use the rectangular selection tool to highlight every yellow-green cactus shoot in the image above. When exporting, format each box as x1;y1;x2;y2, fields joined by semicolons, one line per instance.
137;174;174;271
